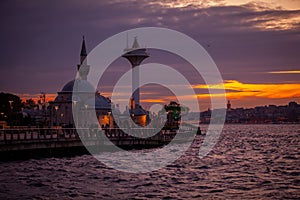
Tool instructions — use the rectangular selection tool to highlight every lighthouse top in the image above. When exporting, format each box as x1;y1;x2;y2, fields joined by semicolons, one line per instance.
124;36;144;53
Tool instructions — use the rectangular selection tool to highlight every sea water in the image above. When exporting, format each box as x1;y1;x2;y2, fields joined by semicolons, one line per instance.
0;124;299;199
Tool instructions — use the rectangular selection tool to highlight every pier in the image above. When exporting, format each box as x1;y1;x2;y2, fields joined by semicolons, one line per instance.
0;127;196;160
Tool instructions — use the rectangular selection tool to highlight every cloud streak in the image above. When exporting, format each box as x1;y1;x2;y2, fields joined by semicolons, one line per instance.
268;70;300;74
194;80;300;99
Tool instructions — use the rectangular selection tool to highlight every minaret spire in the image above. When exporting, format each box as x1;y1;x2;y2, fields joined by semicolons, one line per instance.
80;35;87;65
77;36;90;80
132;36;140;49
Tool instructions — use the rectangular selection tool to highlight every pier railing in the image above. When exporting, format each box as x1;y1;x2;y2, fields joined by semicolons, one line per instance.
0;124;200;155
0;127;184;144
0;128;78;143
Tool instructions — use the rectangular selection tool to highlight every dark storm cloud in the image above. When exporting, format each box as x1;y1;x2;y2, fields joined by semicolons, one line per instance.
0;0;299;94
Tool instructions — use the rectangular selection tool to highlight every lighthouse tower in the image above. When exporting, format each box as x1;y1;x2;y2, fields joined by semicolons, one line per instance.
122;37;149;109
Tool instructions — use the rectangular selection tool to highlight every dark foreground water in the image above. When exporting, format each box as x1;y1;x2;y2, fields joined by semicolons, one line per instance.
0;124;299;199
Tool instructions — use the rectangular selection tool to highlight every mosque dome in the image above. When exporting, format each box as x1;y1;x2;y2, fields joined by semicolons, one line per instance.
85;94;111;110
61;79;95;93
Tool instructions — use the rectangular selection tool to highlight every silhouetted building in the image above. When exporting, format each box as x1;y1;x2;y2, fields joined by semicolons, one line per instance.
203;101;300;124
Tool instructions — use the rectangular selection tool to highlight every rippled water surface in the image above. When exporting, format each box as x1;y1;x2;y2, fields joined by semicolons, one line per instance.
0;125;299;199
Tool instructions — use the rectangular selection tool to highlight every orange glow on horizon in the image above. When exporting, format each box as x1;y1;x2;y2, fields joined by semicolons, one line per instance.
194;80;300;99
15;79;300;109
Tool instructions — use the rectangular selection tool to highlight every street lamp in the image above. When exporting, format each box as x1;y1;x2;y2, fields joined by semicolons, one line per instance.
54;105;59;126
8;100;13;126
73;100;78;127
60;113;64;126
84;104;88;127
0;112;4;120
108;111;111;128
8;100;13;110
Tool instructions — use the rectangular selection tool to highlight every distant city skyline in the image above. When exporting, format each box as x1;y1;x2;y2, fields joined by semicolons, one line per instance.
0;0;299;110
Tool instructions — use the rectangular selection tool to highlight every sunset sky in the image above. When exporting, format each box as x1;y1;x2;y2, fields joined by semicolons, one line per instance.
0;0;299;110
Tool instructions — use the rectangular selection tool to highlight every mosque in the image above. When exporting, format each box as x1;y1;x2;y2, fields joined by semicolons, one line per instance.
49;37;112;128
49;36;150;128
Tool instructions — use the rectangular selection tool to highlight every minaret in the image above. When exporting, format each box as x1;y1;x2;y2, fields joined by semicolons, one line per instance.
122;37;149;108
77;36;90;80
